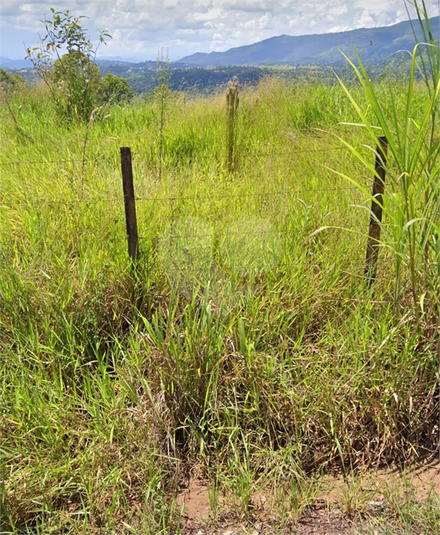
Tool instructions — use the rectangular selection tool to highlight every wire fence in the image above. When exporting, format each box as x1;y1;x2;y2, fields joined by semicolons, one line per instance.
0;137;362;168
2;140;387;289
6;185;361;207
0;143;365;208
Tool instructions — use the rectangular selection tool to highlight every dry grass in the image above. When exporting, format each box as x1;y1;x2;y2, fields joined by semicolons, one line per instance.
1;61;438;534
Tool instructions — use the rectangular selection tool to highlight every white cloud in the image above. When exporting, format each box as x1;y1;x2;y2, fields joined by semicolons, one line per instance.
356;9;377;27
0;0;439;60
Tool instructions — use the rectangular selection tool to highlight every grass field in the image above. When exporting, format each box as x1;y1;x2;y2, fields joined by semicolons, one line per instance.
1;58;439;534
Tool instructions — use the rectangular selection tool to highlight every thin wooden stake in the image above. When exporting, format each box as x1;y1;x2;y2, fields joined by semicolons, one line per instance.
226;77;239;173
120;147;139;261
365;135;388;286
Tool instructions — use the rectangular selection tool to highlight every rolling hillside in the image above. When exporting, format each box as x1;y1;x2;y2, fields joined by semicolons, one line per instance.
178;16;439;66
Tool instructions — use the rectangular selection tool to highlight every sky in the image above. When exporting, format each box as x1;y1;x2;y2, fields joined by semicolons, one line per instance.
1;0;439;62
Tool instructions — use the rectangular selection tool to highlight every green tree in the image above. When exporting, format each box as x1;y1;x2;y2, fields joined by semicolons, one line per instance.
100;73;134;103
26;9;131;122
50;49;102;122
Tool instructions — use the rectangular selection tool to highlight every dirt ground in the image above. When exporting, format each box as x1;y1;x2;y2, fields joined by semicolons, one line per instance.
176;460;440;535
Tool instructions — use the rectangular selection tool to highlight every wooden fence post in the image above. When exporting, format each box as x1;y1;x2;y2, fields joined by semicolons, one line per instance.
226;77;239;173
120;147;139;262
365;135;388;286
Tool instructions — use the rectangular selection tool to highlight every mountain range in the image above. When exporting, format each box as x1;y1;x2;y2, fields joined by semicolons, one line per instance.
2;16;438;95
1;17;439;71
0;57;33;69
178;17;439;67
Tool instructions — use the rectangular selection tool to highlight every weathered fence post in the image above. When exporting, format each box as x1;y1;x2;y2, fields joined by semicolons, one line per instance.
365;135;388;286
120;147;139;262
226;77;239;173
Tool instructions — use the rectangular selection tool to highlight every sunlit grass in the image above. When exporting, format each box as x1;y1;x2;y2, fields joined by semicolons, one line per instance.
1;61;438;534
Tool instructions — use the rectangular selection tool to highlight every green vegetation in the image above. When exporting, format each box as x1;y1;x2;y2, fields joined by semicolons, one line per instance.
0;69;27;92
1;6;438;534
96;61;403;95
25;9;132;123
96;62;280;95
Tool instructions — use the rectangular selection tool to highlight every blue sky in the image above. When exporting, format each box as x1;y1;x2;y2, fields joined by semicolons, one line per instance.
1;0;439;61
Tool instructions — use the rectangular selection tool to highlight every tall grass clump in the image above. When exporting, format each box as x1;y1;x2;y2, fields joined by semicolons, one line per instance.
335;1;439;323
1;29;439;533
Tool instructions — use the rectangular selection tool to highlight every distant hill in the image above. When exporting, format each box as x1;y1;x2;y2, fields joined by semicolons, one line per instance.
2;17;438;93
178;17;440;66
0;57;33;69
98;62;276;94
97;59;158;70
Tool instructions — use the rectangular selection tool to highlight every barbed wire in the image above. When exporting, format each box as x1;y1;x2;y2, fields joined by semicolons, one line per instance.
240;146;349;157
0;157;108;167
0;143;355;168
17;197;123;205
0;160;77;167
135;185;361;203
129;146;350;158
1;185;364;207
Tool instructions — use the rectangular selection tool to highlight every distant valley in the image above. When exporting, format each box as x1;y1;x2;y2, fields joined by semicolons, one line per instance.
2;16;438;93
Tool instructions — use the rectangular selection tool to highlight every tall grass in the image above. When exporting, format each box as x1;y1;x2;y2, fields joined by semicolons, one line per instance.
335;1;439;320
1;51;438;533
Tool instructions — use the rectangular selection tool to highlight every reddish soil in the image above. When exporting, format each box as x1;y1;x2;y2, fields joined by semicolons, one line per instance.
176;461;440;534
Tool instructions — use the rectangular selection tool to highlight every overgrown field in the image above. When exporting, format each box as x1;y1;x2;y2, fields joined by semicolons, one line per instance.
1;73;439;534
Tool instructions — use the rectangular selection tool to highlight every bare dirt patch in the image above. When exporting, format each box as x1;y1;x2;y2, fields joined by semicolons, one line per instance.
177;481;213;524
176;460;440;534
